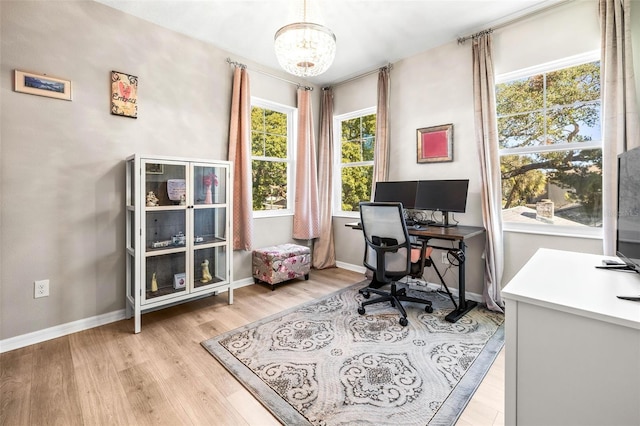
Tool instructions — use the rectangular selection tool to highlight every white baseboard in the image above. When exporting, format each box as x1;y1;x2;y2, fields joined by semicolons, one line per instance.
233;277;256;289
0;309;126;354
0;270;483;353
335;261;366;274
0;276;276;353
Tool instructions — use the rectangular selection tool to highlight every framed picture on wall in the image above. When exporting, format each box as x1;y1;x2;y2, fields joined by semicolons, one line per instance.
14;70;72;101
417;123;453;163
111;70;138;118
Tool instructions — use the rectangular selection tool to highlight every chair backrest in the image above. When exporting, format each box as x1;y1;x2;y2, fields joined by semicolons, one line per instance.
359;202;412;283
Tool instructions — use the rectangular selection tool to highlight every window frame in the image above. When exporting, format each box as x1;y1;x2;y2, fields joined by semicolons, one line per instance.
250;97;297;218
495;50;602;239
333;106;377;218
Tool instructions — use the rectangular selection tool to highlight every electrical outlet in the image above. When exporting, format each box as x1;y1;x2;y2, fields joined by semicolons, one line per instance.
441;252;450;265
34;279;49;298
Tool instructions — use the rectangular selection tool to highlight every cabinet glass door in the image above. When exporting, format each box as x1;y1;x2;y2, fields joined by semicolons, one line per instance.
193;164;227;206
142;160;188;302
192;164;228;291
143;161;187;207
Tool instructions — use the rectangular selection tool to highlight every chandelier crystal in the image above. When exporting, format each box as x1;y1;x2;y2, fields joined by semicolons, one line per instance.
274;2;336;77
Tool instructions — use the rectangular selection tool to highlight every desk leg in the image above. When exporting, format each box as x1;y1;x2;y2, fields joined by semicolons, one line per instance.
444;240;477;323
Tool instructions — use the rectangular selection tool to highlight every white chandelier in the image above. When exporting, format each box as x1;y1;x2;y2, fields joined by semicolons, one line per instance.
274;0;336;77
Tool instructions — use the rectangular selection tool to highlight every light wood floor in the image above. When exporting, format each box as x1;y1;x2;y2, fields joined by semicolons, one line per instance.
1;267;505;425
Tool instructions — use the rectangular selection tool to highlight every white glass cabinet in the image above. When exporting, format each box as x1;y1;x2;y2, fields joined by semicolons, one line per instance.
125;154;233;333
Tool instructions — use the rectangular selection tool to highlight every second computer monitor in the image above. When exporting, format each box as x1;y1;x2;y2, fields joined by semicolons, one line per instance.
374;181;418;209
415;179;469;226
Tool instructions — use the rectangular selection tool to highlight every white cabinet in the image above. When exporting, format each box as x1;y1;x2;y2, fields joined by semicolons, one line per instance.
125;155;233;333
502;248;640;426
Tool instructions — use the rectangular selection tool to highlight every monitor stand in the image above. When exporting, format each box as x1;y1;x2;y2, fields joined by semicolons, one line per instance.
431;211;457;228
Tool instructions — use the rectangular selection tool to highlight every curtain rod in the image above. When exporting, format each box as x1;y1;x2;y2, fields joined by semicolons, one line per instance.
457;0;574;44
328;63;392;89
226;58;313;91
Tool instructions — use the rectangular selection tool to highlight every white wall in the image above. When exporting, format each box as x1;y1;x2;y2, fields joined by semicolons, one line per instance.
0;0;309;341
1;0;636;342
332;0;606;295
333;38;486;295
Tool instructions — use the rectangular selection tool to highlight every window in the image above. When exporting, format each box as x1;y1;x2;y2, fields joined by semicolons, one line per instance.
251;98;295;215
334;108;376;215
496;53;601;236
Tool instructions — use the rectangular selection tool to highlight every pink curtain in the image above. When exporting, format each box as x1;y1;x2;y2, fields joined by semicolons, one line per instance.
472;33;504;312
600;0;640;255
228;67;253;250
293;88;320;240
312;88;336;268
372;66;390;197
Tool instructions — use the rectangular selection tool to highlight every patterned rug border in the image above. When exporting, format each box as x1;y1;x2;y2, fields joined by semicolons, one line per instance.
201;281;504;425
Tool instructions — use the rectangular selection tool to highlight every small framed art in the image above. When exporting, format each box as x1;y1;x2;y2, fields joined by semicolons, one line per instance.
417;124;453;163
173;273;186;290
14;70;72;101
145;163;164;174
111;70;138;118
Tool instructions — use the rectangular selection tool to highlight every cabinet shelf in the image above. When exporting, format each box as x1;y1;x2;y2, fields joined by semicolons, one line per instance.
146;286;187;300
125;155;234;333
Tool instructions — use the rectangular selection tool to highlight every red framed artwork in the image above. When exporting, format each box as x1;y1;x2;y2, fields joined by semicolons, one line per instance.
417;124;453;163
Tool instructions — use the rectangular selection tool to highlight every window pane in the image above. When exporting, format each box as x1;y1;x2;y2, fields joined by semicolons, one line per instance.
251;133;265;156
498;112;546;149
362;135;375;161
547;102;601;144
341;118;361;141
361;113;376;138
264;135;287;158
265;109;287;135
341;165;373;212
496;75;544;115
342;140;364;163
546;62;600;107
501;149;602;227
252;160;288;211
251;107;265;132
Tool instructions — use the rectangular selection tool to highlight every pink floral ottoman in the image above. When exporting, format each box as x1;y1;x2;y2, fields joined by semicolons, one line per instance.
252;243;311;290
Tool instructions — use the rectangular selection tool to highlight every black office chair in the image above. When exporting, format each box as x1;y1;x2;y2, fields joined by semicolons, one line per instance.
357;202;433;326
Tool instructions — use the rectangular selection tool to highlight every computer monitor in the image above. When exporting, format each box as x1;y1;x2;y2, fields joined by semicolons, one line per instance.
415;179;469;227
616;147;640;274
374;181;418;210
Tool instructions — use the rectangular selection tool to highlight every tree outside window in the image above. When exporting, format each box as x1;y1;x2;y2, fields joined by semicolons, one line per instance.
496;58;602;232
335;109;376;213
251;100;294;213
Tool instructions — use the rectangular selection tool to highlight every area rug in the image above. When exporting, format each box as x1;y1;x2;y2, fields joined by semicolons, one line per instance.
201;281;504;425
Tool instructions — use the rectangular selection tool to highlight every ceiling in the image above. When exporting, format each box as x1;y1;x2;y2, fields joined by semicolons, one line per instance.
96;0;564;86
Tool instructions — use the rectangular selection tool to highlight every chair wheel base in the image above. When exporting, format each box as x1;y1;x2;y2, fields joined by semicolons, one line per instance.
399;317;408;326
425;305;433;313
358;306;366;315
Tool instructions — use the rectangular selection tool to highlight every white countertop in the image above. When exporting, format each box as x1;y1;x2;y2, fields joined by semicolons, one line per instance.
502;248;640;329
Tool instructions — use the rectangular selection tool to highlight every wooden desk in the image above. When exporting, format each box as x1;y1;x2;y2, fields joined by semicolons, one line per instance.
502;248;640;425
346;222;485;322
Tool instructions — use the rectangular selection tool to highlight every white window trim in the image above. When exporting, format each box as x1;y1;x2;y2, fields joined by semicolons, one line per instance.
251;97;297;218
496;50;600;84
496;51;603;239
333;106;376;218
